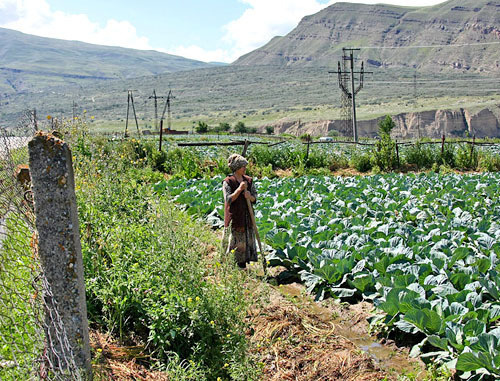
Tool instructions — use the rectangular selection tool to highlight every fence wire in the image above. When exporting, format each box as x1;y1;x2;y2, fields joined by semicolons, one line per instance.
0;111;84;380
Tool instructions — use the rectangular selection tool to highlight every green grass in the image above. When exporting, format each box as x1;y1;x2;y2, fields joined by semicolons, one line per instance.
70;130;261;380
0;215;39;380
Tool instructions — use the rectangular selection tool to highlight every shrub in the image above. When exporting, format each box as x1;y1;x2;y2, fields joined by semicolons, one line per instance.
234;121;247;133
404;142;437;169
478;151;500;172
75;148;258;379
371;116;397;171
195;121;209;133
265;126;274;135
351;152;372;172
455;142;478;170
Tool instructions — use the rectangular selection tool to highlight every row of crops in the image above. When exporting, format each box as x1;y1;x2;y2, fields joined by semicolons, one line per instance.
130;134;500;178
158;173;500;379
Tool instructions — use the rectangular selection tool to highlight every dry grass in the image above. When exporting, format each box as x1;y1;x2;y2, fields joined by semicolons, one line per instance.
245;281;391;381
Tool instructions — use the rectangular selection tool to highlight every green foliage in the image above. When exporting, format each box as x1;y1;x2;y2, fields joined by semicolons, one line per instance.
371;116;398;171
72;133;259;379
214;122;231;132
378;115;396;136
195;121;209;134
0;216;37;380
479;151;500;172
167;172;500;379
265;126;274;135
299;133;311;142
234;121;247;133
455;142;479;170
350;151;372;172
404;142;438;169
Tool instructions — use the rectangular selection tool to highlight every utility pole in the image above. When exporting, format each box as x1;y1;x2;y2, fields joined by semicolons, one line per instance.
160;90;175;131
330;48;370;142
149;89;166;133
125;90;140;138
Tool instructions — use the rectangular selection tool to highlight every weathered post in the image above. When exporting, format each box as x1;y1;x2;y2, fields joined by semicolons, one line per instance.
396;141;400;168
306;135;311;161
242;139;250;157
441;134;445;156
28;131;92;379
470;134;476;164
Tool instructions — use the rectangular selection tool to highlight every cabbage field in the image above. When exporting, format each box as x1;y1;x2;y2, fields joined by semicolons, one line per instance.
159;172;500;379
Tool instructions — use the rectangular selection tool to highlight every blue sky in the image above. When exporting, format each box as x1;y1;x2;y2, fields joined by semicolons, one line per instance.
0;0;447;63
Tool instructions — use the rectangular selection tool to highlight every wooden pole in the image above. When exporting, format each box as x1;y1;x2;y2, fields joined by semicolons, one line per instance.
242;139;250;157
396;141;399;168
470;134;475;163
441;134;445;156
130;93;140;136
125;92;130;138
159;119;164;151
246;198;267;275
306;136;311;161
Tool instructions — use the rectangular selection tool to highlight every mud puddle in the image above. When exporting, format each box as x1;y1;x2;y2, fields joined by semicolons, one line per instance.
278;283;426;378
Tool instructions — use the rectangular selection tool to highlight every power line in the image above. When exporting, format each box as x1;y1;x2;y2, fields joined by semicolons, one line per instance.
358;41;500;49
368;78;500;84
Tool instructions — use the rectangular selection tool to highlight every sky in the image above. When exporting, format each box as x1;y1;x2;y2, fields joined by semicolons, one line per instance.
0;0;448;63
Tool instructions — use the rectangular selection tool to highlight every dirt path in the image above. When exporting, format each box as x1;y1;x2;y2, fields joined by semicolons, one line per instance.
243;266;426;381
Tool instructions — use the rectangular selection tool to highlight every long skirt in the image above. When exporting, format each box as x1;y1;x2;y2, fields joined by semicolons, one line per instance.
225;224;258;267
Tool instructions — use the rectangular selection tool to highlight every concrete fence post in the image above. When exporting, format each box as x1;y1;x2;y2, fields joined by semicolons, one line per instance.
28;131;92;379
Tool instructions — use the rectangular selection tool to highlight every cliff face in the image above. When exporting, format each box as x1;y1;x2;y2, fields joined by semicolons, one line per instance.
265;105;500;138
234;0;500;73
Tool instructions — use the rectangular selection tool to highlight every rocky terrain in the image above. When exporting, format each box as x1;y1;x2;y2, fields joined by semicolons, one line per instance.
235;0;500;73
268;104;500;139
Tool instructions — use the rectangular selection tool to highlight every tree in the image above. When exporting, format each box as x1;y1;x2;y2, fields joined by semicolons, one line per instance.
195;121;208;133
234;121;247;133
372;115;397;171
378;115;396;136
265;126;274;135
218;122;231;132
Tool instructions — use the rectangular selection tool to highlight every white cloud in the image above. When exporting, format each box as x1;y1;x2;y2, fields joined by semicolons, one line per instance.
222;0;333;62
0;0;153;49
168;45;234;63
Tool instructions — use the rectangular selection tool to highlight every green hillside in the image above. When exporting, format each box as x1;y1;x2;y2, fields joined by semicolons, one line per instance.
0;27;217;95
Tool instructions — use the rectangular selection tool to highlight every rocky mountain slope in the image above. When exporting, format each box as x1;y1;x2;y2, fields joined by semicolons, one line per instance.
234;0;500;73
0;27;215;95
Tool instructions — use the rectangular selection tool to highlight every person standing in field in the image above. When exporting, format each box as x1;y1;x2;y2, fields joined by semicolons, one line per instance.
222;154;258;268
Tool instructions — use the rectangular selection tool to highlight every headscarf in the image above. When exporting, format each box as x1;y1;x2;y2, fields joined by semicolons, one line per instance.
227;153;248;172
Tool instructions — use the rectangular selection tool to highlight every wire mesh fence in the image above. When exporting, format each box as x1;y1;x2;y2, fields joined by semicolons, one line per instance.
0;111;85;380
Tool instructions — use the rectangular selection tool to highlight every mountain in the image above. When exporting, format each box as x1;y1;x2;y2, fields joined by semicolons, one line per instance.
0;27;216;94
233;0;500;73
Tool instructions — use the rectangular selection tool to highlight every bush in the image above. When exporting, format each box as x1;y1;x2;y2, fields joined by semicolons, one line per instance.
75;147;258;379
217;122;231;132
479;151;500;172
404;142;437;169
455;142;478;170
265;126;274;135
371;116;397;171
195;121;209;134
151;149;168;172
234;121;247;133
351;152;372;172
